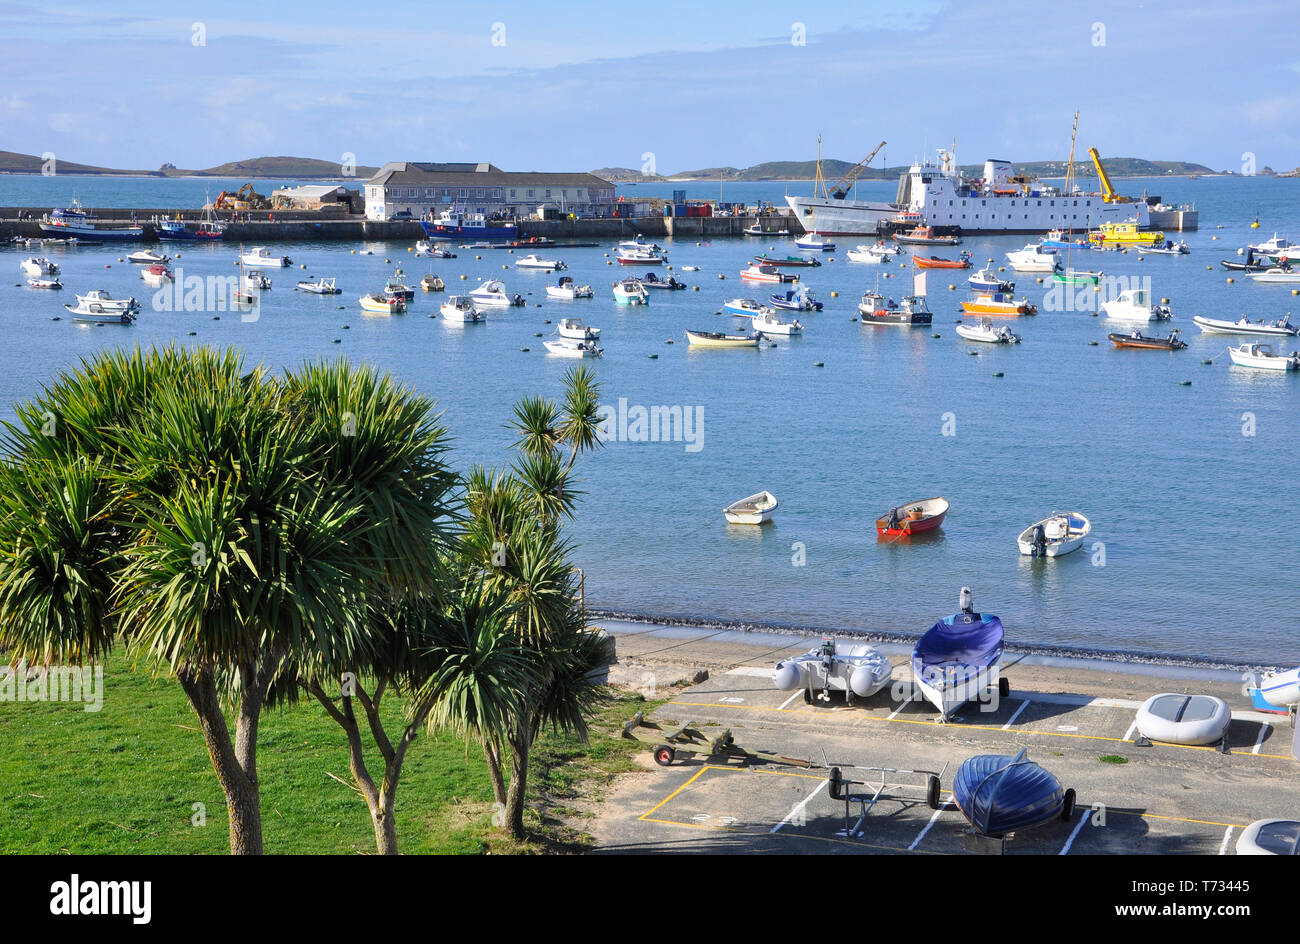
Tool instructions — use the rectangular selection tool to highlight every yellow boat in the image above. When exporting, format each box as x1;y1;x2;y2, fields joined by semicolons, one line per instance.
685;329;760;348
1088;220;1164;246
960;292;1038;317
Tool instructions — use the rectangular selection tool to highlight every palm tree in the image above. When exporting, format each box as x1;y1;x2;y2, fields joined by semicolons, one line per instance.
0;347;457;854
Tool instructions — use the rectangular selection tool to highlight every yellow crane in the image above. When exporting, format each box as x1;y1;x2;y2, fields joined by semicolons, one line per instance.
825;140;888;199
1088;147;1117;202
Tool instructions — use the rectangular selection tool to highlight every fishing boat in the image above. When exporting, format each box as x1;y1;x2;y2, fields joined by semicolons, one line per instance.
960;292;1037;317
543;338;602;358
1053;267;1101;285
420;207;517;242
155;217;224;242
910;588;1005;721
773;638;892;704
27;277;62;290
127;249;170;265
876;497;948;536
297;278;341;295
1017;511;1091;557
1227;342;1300;371
968;267;1014;293
546;276;593;300
794;232;835;252
615;240;665;265
384;276;415;300
740;264;796;283
420;274;445;292
894;225;961;246
1101;288;1172;322
913;251;972;269
20;257;58;276
955;320;1019;343
1192;314;1297;336
515;253;565;270
845;244;895;264
768;286;822;311
857;291;932;326
740;309;802;336
1039;228;1089;249
140;264;174;288
239;247;291;268
73;289;139;313
1005;244;1059;273
612;279;649;305
415;240;456;258
953;749;1073;837
685;330;762;348
557;318;599;340
1140;239;1190;255
1250;267;1300;284
723;298;769;317
638;272;685;290
64;297;137;324
440;296;484;323
40;200;143;241
1088;220;1163;246
1108;329;1187;350
359;293;405;314
744;223;789;236
722;490;778;525
469;279;523;307
753;254;821;268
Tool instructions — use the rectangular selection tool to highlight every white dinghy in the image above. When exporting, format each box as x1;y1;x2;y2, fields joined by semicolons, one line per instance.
1192;315;1297;336
556;318;599;340
774;639;893;705
1134;693;1231;748
1236;820;1300;856
956;320;1020;344
722;490;777;524
1017;512;1090;557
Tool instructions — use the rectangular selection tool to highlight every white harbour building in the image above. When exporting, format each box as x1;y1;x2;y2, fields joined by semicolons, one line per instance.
364;162;617;221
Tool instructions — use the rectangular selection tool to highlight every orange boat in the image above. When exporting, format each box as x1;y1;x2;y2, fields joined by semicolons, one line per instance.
876;497;949;537
960;292;1038;317
914;251;972;269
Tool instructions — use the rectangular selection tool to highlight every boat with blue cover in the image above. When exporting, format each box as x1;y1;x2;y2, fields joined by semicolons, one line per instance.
910;588;1007;720
953;748;1075;837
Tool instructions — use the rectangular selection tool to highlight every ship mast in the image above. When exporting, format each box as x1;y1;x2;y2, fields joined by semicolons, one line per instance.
814;135;825;199
1065;109;1079;196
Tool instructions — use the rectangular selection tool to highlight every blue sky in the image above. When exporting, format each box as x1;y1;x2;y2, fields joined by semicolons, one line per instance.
2;0;1297;174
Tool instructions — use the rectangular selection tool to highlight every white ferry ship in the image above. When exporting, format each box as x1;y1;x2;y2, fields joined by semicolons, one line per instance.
786;147;1149;236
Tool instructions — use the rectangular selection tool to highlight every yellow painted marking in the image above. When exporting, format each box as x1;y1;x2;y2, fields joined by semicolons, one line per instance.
638;766;710;821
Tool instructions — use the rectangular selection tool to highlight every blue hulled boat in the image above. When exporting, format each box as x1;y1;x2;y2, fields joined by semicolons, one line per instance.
953;748;1074;837
419;208;517;242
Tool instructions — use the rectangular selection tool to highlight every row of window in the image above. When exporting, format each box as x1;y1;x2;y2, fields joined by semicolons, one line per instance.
384;187;610;200
934;198;1092;208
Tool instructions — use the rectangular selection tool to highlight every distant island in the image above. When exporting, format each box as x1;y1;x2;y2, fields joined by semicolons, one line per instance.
0;151;378;180
592;157;1219;183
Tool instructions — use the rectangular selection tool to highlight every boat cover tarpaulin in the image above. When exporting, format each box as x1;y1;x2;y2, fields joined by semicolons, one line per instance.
953;749;1065;837
911;612;1004;684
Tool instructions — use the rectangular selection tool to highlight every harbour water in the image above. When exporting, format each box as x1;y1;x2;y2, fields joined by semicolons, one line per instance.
3;174;1298;666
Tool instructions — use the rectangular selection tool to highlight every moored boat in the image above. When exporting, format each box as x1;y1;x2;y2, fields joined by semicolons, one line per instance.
753;254;821;268
557;318;599;340
74;289;139;313
913;250;972;269
845;243;896;264
1249;266;1300;284
685;330;762;348
359;293;405;314
612;279;649;305
794;232;835;252
1017;511;1091;557
1108;329;1186;350
384;275;415;300
239;247;291;268
722;490;778;525
40;200;143;241
1192;314;1296;336
20;256;58;276
894;225;961;246
876;496;948;536
440;295;484;323
1005;244;1059;273
65;297;137;323
543;338;602;358
1053;267;1101;285
740;264;797;283
741;308;802;335
515;253;565;270
1039;228;1089;249
140;264;174;287
961;292;1037;317
421;274;445;292
297;277;341;295
768;286;822;311
1088;220;1163;246
27;277;62;290
968;267;1014;293
546;276;592;300
1140;239;1189;255
1227;342;1300;371
858;291;932;326
1101;288;1172;322
955;320;1019;343
723;298;768;317
470;279;523;307
638;272;685;290
127;249;170;265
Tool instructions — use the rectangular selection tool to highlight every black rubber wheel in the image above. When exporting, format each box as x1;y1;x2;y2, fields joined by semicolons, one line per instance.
828;766;844;801
926;774;942;810
803;689;813;704
998;676;1010;698
1061;788;1077;821
653;745;675;767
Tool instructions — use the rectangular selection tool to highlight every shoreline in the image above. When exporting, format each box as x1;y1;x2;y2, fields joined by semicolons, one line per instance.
588;608;1287;674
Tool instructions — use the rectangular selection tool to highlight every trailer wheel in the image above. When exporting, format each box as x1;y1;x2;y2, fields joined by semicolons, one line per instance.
998;677;1010;698
828;766;844;801
653;745;676;767
926;774;942;810
802;689;813;705
1061;788;1076;821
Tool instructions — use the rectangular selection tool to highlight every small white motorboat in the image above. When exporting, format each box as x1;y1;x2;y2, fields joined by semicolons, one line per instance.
421;274;445;292
1102;288;1172;323
956;320;1020;344
773;638;893;704
1257;666;1300;708
543;338;602;358
846;243;895;264
546;276;593;300
615;239;665;265
296;277;340;294
968;267;1015;293
384;275;414;300
359;293;405;314
741;308;802;336
794;232;835;252
1227;342;1300;370
1248;233;1299;258
27;276;63;290
739;264;794;284
1139;240;1190;255
239;246;291;268
140;264;174;287
1236;820;1300;856
722;490;777;524
612;279;648;305
1135;693;1231;747
1005;244;1059;273
415;240;456;258
557;318;599;340
1249;267;1300;283
21;256;58;276
242;269;272;291
65;298;137;323
74;289;139;313
127;249;169;265
1192;314;1296;336
1018;512;1090;557
469;279;522;307
516;253;565;270
723;298;769;317
440;295;484;323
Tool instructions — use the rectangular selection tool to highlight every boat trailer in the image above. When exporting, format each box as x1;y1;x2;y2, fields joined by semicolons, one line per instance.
828;762;948;838
622;712;814;768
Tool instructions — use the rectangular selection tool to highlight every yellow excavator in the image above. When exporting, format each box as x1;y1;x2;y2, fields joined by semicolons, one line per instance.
213;183;269;211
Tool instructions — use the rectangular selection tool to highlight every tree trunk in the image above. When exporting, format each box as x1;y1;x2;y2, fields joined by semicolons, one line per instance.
178;664;264;855
504;724;533;840
483;740;507;806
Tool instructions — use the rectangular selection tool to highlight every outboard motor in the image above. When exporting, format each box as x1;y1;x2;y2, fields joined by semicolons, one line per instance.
1031;524;1047;557
959;586;974;615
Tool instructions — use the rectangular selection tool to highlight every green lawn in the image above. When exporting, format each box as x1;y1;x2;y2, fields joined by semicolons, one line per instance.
0;657;656;854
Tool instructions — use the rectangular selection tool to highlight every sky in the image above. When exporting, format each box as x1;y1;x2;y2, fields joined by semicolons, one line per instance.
1;0;1298;175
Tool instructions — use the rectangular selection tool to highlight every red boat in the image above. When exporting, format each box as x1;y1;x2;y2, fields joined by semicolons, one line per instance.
876;497;949;537
914;251;972;270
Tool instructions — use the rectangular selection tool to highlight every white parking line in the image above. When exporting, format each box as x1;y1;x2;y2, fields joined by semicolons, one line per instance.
771;777;829;834
1122;718;1139;743
908;796;952;850
725;667;775;678
1251;724;1269;755
1218;826;1235;855
777;690;804;711
1059;808;1090;855
1001;699;1031;730
888;694;918;720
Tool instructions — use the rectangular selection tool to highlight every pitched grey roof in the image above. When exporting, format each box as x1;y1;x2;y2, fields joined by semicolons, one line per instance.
367;161;611;189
